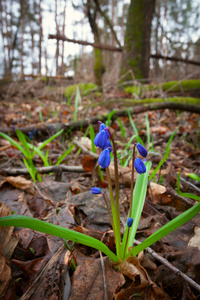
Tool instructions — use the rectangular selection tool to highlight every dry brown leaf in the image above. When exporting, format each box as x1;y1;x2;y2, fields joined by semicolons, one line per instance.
0;203;18;259
148;182;172;204
109;162;132;187
116;256;151;288
0;246;12;299
79;137;92;150
188;227;200;250
4;176;35;194
69;257;125;300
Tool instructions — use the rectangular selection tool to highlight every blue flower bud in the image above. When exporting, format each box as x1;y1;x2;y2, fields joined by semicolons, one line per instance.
104;139;112;152
98;148;111;168
91;187;102;194
134;158;146;174
28;129;37;140
136;143;148;157
99;123;110;139
127;217;133;228
94;130;108;148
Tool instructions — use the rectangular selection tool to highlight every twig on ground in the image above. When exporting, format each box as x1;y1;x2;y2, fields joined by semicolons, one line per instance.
134;239;200;293
0;165;85;176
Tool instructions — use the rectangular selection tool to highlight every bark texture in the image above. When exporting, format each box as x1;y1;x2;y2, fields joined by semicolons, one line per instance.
121;0;156;80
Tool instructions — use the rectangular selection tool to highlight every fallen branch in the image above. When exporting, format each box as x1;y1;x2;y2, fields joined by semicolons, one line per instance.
134;239;200;293
0;101;200;136
0;165;85;176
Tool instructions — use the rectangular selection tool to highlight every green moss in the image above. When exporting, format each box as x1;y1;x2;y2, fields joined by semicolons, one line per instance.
124;79;200;95
161;79;200;92
94;48;105;86
64;83;97;98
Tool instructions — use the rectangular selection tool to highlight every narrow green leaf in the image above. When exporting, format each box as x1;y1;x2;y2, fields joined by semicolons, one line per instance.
38;129;64;150
186;173;200;182
74;87;80;122
0;132;26;156
128;202;200;258
106;110;116;127
56;145;75;165
16;129;31;158
0;215;118;263
90;125;96;153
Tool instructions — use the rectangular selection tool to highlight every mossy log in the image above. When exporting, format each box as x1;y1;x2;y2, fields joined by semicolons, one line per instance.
124;79;200;96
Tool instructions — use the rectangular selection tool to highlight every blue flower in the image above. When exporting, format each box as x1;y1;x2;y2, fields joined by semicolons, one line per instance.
94;130;108;148
99;123;110;138
91;187;102;194
136;143;148;157
28;128;37;140
104;139;112;152
127;217;133;228
99;148;111;168
134;158;146;174
11;125;15;132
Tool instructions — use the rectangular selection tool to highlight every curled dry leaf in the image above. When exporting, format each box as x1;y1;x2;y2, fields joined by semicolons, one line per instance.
149;182;171;204
115;256;171;300
0;202;18;259
0;203;18;299
0;246;12;299
69;257;125;300
109;162;132;187
4;176;35;195
115;256;151;288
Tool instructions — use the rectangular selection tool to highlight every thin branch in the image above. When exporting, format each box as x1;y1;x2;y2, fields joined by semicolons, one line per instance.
0;165;85;176
134;239;200;293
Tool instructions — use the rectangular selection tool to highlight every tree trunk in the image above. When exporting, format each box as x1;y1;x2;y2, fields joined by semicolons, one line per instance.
86;0;105;86
121;0;156;80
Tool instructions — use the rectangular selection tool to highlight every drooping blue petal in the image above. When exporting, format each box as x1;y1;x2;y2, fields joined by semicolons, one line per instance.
99;123;110;139
136;143;148;157
98;149;111;168
127;217;133;228
134;158;146;174
94;130;108;148
91;187;102;194
104;139;112;152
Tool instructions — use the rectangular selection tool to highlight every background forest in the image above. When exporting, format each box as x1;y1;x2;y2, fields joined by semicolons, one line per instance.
0;0;200;84
0;1;200;299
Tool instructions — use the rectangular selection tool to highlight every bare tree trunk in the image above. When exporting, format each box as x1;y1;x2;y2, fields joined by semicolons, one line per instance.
121;0;156;80
86;0;105;86
61;2;67;76
38;0;43;74
20;0;25;76
0;0;8;76
55;0;59;75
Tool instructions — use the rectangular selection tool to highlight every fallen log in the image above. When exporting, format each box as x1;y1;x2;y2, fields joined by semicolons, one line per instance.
0;101;199;136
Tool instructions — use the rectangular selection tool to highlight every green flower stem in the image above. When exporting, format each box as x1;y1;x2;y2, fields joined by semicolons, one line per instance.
106;167;122;259
129;143;136;218
106;129;122;259
0;215;119;263
102;192;114;229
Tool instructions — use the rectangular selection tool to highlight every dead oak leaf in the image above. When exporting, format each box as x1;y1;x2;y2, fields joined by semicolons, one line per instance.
0;202;18;259
69;257;125;300
4;176;35;195
0;246;12;299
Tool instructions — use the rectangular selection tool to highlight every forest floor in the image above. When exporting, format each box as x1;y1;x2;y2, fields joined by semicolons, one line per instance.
0;78;200;300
